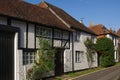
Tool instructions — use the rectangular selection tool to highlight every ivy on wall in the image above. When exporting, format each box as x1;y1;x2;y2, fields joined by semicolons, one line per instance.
27;36;56;80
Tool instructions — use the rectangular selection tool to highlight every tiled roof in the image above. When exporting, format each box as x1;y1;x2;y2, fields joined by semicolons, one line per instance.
90;24;109;35
0;0;72;31
90;24;119;37
117;29;120;36
39;2;96;35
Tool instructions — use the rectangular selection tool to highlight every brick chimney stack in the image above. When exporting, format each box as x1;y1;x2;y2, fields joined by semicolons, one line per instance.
110;27;113;32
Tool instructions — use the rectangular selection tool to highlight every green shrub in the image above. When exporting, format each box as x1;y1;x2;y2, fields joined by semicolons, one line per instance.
95;38;115;67
27;36;56;80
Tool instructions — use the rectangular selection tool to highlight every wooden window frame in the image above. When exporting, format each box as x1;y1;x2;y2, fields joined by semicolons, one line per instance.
23;49;36;65
75;51;84;63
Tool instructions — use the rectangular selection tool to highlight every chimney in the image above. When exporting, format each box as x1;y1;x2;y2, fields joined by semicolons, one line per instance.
80;20;83;23
80;17;84;24
110;27;113;32
42;0;45;2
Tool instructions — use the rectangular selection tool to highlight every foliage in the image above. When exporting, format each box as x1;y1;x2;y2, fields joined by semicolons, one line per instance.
89;21;94;27
94;37;115;67
84;38;95;68
27;37;56;80
115;62;120;66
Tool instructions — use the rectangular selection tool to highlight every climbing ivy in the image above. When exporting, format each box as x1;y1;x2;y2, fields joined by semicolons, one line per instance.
84;38;95;68
27;36;56;80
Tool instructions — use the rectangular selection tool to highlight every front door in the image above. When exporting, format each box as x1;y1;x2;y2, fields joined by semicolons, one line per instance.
0;31;14;80
55;48;64;76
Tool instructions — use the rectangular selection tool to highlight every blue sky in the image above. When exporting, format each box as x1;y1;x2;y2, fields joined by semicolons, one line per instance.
25;0;120;31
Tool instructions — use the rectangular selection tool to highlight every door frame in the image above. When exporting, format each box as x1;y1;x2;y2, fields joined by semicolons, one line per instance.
55;48;65;76
0;24;19;80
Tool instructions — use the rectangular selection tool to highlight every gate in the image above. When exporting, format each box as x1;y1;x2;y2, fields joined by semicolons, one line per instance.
0;31;14;80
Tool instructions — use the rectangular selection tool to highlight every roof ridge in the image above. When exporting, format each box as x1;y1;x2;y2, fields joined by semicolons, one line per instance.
39;1;96;35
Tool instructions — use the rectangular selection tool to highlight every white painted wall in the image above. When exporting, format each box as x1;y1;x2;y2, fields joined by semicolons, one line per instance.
106;34;119;62
0;16;98;79
64;31;98;72
14;33;20;80
11;20;27;48
64;45;72;72
74;32;97;70
28;23;35;48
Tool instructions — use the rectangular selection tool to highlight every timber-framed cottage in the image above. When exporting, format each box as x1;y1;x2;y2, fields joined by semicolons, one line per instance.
0;0;98;80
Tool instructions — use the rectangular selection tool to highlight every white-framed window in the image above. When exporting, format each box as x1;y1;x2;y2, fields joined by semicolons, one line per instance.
36;27;52;38
75;51;84;63
75;31;80;41
23;51;36;65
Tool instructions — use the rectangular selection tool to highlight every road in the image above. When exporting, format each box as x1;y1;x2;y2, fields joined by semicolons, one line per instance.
72;66;120;80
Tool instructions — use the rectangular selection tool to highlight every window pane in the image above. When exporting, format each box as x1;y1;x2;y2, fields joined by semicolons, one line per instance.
75;51;84;63
54;29;61;38
75;31;80;41
23;51;36;65
36;27;52;38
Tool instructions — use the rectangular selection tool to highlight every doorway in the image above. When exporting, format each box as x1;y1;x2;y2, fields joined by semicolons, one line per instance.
0;31;14;80
55;48;64;76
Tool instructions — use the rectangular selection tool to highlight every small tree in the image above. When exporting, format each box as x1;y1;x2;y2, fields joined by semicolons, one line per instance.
84;38;95;68
94;37;115;67
27;37;56;80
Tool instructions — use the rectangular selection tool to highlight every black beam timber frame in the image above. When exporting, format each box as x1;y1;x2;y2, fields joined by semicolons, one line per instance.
0;24;19;32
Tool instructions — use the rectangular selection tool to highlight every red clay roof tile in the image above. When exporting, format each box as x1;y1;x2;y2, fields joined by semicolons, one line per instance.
39;2;96;35
90;24;119;37
0;0;72;31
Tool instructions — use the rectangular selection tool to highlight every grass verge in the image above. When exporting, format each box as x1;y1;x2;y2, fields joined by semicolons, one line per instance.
54;62;120;80
68;67;104;77
54;67;104;80
115;62;120;66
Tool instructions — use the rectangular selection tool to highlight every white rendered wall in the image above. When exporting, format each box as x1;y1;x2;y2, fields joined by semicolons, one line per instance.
11;20;27;48
64;31;98;72
106;34;119;62
64;44;72;72
14;33;20;80
28;23;35;48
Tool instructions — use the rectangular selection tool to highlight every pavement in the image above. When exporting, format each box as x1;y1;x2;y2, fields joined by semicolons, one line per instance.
72;66;120;80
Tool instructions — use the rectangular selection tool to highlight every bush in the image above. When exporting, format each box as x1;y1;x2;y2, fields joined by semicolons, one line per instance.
95;38;115;67
27;36;56;80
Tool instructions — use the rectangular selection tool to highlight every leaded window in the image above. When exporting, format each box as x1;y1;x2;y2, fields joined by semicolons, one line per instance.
36;27;52;38
23;51;36;65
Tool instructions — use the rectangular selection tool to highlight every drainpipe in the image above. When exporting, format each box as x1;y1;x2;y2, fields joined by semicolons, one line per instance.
72;32;74;72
